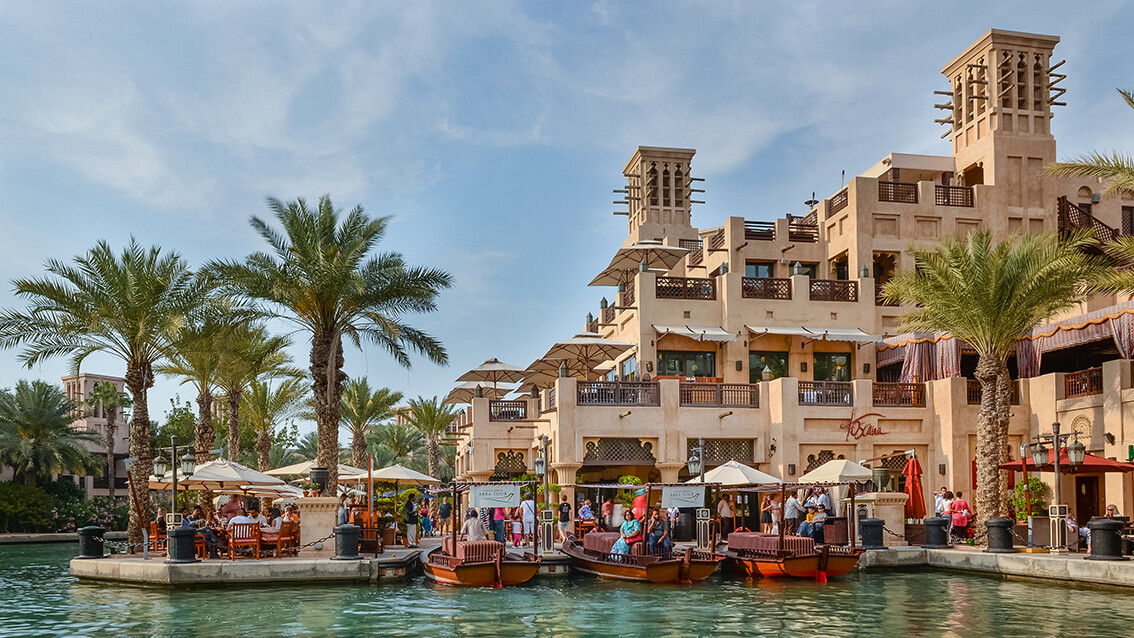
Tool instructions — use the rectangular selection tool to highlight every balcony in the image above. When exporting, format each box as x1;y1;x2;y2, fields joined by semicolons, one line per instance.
742;277;791;300
827;188;849;217
543;387;556;412
935;185;974;207
1065;367;1103;399
798;381;853;406
679;238;704;266
786;215;819;242
680;383;760;407
809;279;858;302
708;230;726;252
601;305;615;325
966;378;1021;405
879;181;918;204
621;280;635;306
744;221;775;241
489;400;528;421
1058;196;1120;244
656;276;717;300
872;382;926;407
577;381;660;406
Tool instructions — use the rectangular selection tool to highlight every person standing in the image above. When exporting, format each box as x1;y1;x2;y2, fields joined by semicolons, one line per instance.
934;487;947;517
493;506;508;544
817;489;833;513
557;494;572;542
404;493;419;547
717;494;735;538
521;492;538;544
950;491;971;541
601;498;614;531
941;490;955;536
784;490;805;536
438;498;452;535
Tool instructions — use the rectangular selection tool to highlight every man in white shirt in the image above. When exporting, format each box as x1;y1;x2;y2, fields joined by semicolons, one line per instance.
248;507;269;527
784;492;805;535
227;509;255;528
521;493;538;543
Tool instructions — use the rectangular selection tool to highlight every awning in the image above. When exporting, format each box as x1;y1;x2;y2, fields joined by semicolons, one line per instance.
654;325;737;342
745;326;881;343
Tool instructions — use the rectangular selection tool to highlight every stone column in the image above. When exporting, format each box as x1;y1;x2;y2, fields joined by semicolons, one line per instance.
296;496;339;558
552;463;582;507
656;463;687;484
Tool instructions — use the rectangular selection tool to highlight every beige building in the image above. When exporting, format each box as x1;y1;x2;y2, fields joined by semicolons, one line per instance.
450;29;1134;523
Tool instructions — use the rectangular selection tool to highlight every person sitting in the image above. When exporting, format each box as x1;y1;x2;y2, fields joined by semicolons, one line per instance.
810;505;829;542
460;508;489;542
1067;515;1090;552
262;510;283;533
228;508;254;528
154;508;168;534
578;500;594;520
249;507;268;527
611;510;643;559
647;507;671;556
797;505;818;537
285;505;300;523
179;508;195;529
1105;504;1122;519
421;511;433;537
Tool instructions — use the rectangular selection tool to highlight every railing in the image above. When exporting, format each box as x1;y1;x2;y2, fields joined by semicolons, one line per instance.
878;181;918;204
679;383;760;407
601;305;615;325
742;277;792;300
827;188;849;217
543;387;556;412
577;381;660;406
872;382;926;407
621;280;635;306
744;221;775;241
489;400;528;421
586;318;598;333
798;381;853;406
966;378;1021;405
679;238;704;266
786;215;819;242
809;279;858;302
935;185;974;207
1058;196;1119;243
1065;367;1103;399
656;276;717;300
875;283;897;306
708;230;726;252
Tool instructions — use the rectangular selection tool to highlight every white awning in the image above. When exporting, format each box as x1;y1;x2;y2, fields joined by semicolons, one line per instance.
654;325;737;342
745;326;881;343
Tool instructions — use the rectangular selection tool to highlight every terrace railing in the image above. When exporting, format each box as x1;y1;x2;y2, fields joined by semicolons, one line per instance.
744;221;775;241
679;383;760;407
489;400;528;422
935;185;974;207
621;280;635;306
1065;367;1103;399
798;381;853;406
742;277;792;300
543;387;556;412
872;382;926;407
966;378;1021;405
601;305;615;325
708;230;726;252
786;215;819;242
577;381;660;406
1058;196;1120;243
827;188;849;217
679;238;704;266
656;276;717;300
879;181;918;204
809;279;858;302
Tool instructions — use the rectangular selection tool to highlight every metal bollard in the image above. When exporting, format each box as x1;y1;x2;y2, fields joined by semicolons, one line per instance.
1086;519;1129;561
333;524;362;560
922;516;950;549
77;526;105;559
983;518;1015;553
860;518;885;550
166;528;200;564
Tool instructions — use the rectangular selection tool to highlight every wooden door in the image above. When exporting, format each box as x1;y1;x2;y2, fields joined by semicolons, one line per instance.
1075;476;1100;523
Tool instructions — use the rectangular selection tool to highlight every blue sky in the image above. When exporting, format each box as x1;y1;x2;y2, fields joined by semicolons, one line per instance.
1;1;1132;435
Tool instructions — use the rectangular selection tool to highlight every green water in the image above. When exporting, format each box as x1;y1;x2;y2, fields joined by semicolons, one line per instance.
1;545;1132;637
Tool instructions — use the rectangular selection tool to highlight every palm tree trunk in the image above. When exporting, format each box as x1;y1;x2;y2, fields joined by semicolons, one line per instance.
973;354;1002;544
428;438;439;480
195;389;215;513
351;427;367;469
311;331;345;491
995;366;1014;518
104;413;117;500
256;428;271;472
124;361;153;550
227;390;241;462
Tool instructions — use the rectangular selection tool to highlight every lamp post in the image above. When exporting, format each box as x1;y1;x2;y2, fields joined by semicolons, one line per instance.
687;436;708;548
1021;421;1086;553
151;435;196;526
535;434;553;553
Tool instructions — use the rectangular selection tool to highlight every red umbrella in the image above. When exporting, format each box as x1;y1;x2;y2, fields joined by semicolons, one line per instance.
902;456;926;519
999;450;1134;474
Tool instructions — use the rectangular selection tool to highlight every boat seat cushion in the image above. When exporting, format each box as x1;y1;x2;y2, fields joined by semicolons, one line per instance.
728;531;815;555
442;538;503;562
583;531;647;555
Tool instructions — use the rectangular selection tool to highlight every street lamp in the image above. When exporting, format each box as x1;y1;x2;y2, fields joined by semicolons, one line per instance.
1021;421;1086;553
151;435;194;527
687;435;709;548
536;434;552;553
687;436;705;483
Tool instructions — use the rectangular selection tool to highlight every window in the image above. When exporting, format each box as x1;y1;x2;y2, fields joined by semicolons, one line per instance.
813;352;851;381
620;355;638;382
1123;206;1133;236
749;351;788;382
791;263;818;278
745;261;775;278
657;350;716;378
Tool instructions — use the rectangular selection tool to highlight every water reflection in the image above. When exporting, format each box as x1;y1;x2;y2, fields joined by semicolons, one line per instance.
2;545;1133;637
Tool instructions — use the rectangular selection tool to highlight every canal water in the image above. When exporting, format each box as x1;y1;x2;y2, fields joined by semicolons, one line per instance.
2;544;1132;637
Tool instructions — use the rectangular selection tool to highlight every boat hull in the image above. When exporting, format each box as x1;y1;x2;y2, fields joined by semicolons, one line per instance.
423;550;541;587
727;552;820;578
562;540;720;583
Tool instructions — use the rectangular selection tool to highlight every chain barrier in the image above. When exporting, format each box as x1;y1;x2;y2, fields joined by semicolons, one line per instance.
98;531;337;555
880;524;905;539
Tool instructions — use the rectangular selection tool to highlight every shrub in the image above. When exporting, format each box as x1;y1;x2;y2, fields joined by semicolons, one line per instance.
0;483;52;532
52;496;129;532
1010;478;1049;520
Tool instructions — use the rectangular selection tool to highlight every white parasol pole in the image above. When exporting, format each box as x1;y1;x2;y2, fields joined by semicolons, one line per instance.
368;455;374;518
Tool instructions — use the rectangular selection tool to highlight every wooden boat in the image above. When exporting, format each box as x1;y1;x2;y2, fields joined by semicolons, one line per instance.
562;532;722;583
423;540;541;587
722;533;862;579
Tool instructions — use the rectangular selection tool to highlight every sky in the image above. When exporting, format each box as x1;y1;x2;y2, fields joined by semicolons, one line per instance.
1;1;1132;436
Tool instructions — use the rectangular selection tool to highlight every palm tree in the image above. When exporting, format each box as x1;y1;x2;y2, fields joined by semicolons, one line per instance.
215;324;295;461
402;396;457;479
244;377;307;471
0;239;212;546
882;230;1106;538
84;381;132;498
368;422;425;468
1046;89;1134;195
155;322;222;467
207;195;452;490
340;378;403;468
296;430;318;461
0;380;102;485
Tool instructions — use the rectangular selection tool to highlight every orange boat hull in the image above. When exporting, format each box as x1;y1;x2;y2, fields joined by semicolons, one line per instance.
423;553;541;587
562;541;721;583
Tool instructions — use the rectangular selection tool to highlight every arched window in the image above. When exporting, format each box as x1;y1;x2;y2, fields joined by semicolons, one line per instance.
662;166;671;207
674;166;684;206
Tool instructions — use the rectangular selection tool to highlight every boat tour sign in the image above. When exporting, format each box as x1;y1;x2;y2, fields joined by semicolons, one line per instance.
470;484;522;508
661;485;705;508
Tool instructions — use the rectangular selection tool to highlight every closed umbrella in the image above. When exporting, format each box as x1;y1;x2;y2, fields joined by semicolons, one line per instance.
589;240;689;287
902;456;926;519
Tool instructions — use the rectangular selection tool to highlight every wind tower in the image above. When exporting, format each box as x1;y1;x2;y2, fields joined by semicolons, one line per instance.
616;146;702;246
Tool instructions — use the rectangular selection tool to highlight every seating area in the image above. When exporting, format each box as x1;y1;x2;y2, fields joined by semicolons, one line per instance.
727;532;816;556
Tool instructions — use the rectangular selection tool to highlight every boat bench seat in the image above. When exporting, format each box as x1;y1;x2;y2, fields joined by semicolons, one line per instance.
727;531;814;555
442;538;503;562
583;532;647;556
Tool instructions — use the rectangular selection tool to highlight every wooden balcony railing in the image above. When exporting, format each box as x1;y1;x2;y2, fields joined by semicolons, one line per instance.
798;381;853;406
679;238;704;266
708;230;726;252
827;188;849;217
586;318;598;333
742;277;792;300
543;387;556;412
680;383;760;407
879;181;918;204
621;280;635;306
489;400;528;421
1058;196;1120;243
656;276;717;300
966;378;1021;405
872;382;926;407
935;185;974;207
809;279;858;302
577;381;660;406
601;305;615;325
786;215;819;242
1065;367;1103;399
745;221;775;241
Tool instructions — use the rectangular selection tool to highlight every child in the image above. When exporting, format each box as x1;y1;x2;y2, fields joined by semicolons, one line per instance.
512;512;523;547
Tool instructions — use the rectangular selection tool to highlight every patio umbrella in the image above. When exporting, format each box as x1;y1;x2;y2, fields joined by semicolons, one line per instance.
370;464;441;542
266;460;369;479
166;457;285;491
588;240;689;286
797;459;873;484
686;460;782;487
456;358;528;391
902;456;926;519
541;333;633;378
443;381;514;405
999;450;1134;474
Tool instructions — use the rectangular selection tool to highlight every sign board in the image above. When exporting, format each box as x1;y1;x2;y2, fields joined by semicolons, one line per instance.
660;485;705;508
470;484;522;508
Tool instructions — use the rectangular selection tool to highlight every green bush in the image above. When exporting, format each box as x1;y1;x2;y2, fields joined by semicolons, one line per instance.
43;478;85;503
0;483;52;532
1010;478;1049;520
52;496;129;532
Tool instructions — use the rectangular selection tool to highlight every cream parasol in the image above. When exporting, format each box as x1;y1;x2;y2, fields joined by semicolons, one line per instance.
588;240;689;286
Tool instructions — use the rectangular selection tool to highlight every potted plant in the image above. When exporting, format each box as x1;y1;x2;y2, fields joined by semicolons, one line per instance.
1010;478;1049;521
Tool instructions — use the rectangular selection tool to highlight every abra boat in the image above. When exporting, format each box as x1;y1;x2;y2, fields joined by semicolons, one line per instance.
721;531;862;578
562;532;722;583
422;540;541;587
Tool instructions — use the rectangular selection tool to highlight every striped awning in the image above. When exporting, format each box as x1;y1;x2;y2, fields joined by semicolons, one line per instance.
745;326;881;343
654;325;737;342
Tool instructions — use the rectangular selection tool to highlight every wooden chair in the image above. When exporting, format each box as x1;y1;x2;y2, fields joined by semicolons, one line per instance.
274;521;299;557
228;522;262;560
149;522;167;554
